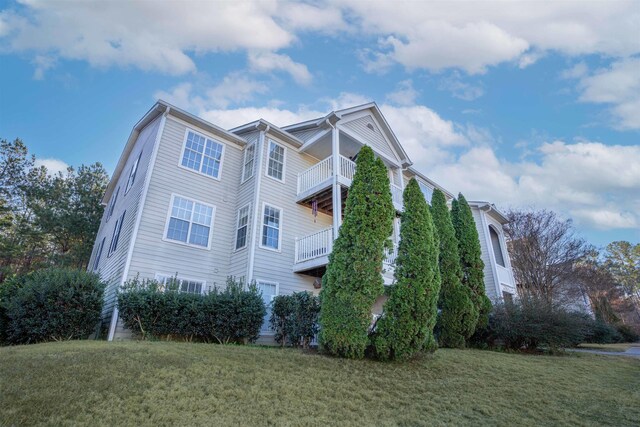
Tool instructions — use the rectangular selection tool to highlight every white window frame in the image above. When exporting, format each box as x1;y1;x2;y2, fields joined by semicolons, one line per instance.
178;128;226;181
241;143;256;183
265;139;286;183
256;280;279;335
162;193;216;250
488;224;507;268
106;187;120;222
259;202;283;252
418;181;433;204
108;211;126;257
93;237;105;271
234;203;251;251
155;273;208;295
125;152;142;194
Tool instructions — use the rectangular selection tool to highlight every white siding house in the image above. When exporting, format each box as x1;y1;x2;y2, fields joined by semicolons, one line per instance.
91;101;517;340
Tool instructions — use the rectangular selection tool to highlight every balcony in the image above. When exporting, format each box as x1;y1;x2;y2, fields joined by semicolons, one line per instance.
496;264;515;287
297;155;403;213
294;227;398;278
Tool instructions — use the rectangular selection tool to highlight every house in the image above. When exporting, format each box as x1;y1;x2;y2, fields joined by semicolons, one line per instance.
88;100;517;341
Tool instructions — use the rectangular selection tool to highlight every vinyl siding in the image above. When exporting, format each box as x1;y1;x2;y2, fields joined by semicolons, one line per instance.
342;115;398;162
126;116;243;295
289;127;324;143
471;208;499;301
88;115;162;328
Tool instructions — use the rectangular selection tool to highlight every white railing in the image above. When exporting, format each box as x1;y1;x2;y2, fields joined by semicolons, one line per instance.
496;264;514;286
383;243;399;266
295;227;333;263
339;155;356;181
297;156;333;195
390;184;403;209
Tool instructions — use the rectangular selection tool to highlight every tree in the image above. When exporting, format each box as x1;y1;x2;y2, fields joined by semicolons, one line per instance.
452;194;492;329
572;260;622;324
604;241;640;324
373;179;440;360
431;188;477;348
319;146;395;359
504;208;593;303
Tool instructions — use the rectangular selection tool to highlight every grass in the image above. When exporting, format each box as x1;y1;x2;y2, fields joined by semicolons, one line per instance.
578;342;640;352
1;342;639;426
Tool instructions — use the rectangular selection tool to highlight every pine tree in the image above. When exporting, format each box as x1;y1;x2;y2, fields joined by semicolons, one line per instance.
373;179;440;360
319;146;395;359
431;189;478;348
452;193;492;329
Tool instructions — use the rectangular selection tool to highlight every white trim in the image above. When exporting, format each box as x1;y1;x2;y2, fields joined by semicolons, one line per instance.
108;112;167;341
264;139;286;184
124;151;142;195
488;224;507;268
477;209;502;300
168;114;244;149
339;111;403;163
162;193;216;251
259;202;283;252
339;126;401;167
154;273;207;295
241;142;256;184
297;127;331;153
234;202;251;252
255;279;279;336
247;130;266;282
178;127;226;182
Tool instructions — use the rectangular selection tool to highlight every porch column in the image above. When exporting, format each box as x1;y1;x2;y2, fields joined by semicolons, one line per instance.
331;126;341;239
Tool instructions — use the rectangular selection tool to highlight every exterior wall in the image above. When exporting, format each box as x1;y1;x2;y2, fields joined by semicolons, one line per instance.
342;115;398;162
471;208;500;301
88;115;163;328
484;214;517;297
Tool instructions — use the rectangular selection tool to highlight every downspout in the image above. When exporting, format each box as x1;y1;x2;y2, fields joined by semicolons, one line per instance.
246;124;269;283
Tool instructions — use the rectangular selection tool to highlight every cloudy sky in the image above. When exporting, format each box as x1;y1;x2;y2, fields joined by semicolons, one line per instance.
1;0;638;246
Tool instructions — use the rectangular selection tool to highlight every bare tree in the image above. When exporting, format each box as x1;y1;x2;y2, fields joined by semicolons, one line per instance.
572;261;621;323
504;209;592;302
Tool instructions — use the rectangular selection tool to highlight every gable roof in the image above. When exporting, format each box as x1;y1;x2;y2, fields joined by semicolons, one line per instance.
230;119;304;147
468;201;509;224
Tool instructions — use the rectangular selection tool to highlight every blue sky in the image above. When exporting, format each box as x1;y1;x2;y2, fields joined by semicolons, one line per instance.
1;0;638;247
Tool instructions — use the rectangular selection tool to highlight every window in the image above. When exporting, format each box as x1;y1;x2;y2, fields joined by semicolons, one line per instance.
256;281;278;334
242;143;255;182
181;130;224;179
125;152;142;194
489;226;506;267
266;140;285;181
418;181;433;204
261;204;282;251
93;237;105;271
108;211;126;256
106;187;120;222
235;204;250;250
156;274;205;295
165;195;215;248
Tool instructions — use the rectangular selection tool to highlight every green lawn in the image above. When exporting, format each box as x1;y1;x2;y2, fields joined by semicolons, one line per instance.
578;342;640;352
1;342;639;426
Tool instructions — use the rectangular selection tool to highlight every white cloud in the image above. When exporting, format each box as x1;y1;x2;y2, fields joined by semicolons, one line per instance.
31;54;55;80
575;58;640;130
201;106;324;130
560;62;588;80
385;80;418;106
248;52;312;85
438;73;484;101
35;158;69;175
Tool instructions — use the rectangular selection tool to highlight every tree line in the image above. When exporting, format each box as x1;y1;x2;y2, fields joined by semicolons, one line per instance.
0;138;109;282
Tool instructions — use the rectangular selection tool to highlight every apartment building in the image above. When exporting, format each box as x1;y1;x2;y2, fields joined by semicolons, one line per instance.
88;101;517;340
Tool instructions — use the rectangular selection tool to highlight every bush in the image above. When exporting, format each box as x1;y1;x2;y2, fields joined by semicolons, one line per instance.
1;268;105;345
485;297;590;352
616;324;640;343
583;318;622;344
117;276;265;344
270;292;320;348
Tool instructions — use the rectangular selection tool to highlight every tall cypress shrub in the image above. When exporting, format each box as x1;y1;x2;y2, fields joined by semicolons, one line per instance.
431;189;478;348
452;193;492;329
319;146;394;359
373;179;440;360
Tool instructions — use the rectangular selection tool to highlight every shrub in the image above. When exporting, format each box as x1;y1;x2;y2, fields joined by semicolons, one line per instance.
1;268;105;344
270;292;320;348
319;146;395;359
373;179;440;360
583;318;622;344
431;188;478;348
117;276;265;344
616;324;640;343
485;297;590;352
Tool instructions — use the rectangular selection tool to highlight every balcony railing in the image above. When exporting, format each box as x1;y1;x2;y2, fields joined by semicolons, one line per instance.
295;227;333;264
383;243;399;267
297;156;333;195
390;184;403;210
496;264;514;286
339;155;356;181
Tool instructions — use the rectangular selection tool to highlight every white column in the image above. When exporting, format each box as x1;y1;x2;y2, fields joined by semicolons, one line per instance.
331;126;341;238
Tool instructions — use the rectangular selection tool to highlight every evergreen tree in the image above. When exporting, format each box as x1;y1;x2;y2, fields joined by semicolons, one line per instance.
373;179;440;360
452;193;492;329
319;146;395;359
431;189;477;348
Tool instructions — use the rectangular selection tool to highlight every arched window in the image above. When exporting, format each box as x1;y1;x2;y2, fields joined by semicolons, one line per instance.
489;226;505;267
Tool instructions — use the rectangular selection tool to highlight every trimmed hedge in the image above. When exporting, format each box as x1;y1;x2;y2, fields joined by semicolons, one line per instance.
117;276;265;344
270;292;320;348
0;268;105;345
